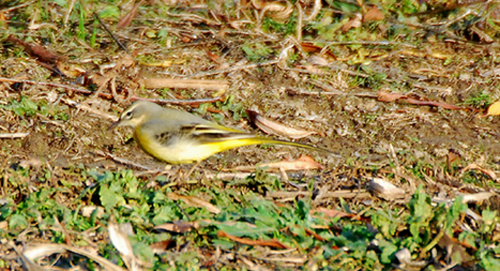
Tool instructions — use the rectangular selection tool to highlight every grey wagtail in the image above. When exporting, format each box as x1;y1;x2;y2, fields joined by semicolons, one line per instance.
109;101;332;164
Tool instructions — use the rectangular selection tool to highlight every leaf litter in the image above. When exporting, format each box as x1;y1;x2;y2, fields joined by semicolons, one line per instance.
1;0;500;270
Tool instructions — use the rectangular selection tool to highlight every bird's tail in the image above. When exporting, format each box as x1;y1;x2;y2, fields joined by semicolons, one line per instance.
234;137;333;154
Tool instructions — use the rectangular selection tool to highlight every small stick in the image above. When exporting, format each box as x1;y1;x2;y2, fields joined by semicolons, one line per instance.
131;96;225;106
0;78;225;106
295;1;302;41
267;190;371;199
61;98;118;121
94;150;154;170
0;77;113;99
0;0;36;12
138;78;228;91
0;132;29;139
94;13;129;53
183;59;279;78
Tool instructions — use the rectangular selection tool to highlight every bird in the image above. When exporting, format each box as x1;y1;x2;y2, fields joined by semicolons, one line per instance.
109;101;332;164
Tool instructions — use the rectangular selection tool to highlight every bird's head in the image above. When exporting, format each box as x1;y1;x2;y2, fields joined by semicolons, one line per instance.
108;101;157;130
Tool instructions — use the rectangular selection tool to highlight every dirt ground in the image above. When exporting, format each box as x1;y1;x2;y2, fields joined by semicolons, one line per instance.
3;41;500;182
2;0;500;269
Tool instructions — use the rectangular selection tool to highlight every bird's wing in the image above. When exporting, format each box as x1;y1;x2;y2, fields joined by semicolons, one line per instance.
179;124;256;144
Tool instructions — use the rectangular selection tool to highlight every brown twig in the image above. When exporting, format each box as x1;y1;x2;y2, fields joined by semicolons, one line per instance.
0;78;225;106
61;98;118;121
0;0;36;12
131;95;225;106
0;77;110;97
138;78;228;91
180;59;279;78
267;190;371;199
0;132;29;139
94;150;155;171
295;1;302;41
94;13;129;52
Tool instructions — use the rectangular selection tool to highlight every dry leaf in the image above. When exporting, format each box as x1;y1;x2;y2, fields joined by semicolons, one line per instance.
260;1;293;21
246;109;318;139
368;178;406;200
81;206;105;218
56;62;86;78
117;0;146;28
154;221;199;233
150;240;175;254
300;42;336;58
310;207;350;218
486;101;500;116
228;20;253;29
167;192;220;214
461;192;496;203
7;34;66;64
22;243;126;271
217;231;289;249
378;91;465;110
437;234;473;264
377;91;406;102
19;158;42;168
108;220;141;271
304;227;326;241
341;14;362;32
363;5;384;22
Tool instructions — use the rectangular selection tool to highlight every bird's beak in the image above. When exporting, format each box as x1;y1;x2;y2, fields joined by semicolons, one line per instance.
108;119;121;131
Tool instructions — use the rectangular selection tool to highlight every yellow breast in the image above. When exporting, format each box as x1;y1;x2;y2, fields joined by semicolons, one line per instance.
133;126;224;164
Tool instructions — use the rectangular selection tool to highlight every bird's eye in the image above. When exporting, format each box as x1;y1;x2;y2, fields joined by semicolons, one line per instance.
124;111;133;118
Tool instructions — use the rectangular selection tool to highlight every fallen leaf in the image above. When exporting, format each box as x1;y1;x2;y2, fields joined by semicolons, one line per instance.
217;230;289;249
461;192;496;203
300;43;336;58
368;178;406;200
377;91;406;102
7;34;65;64
260;1;293;21
310;207;371;222
310;207;350;219
108;219;142;271
81;206;105;218
22;243;126;271
246;109;318;139
150;240;175;254
377;91;465;110
117;0;146;28
167;192;220;214
437;233;473;263
19;158;42;168
341;13;362;32
363;5;384;22
304;227;326;241
154;221;199;233
486;101;500;116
